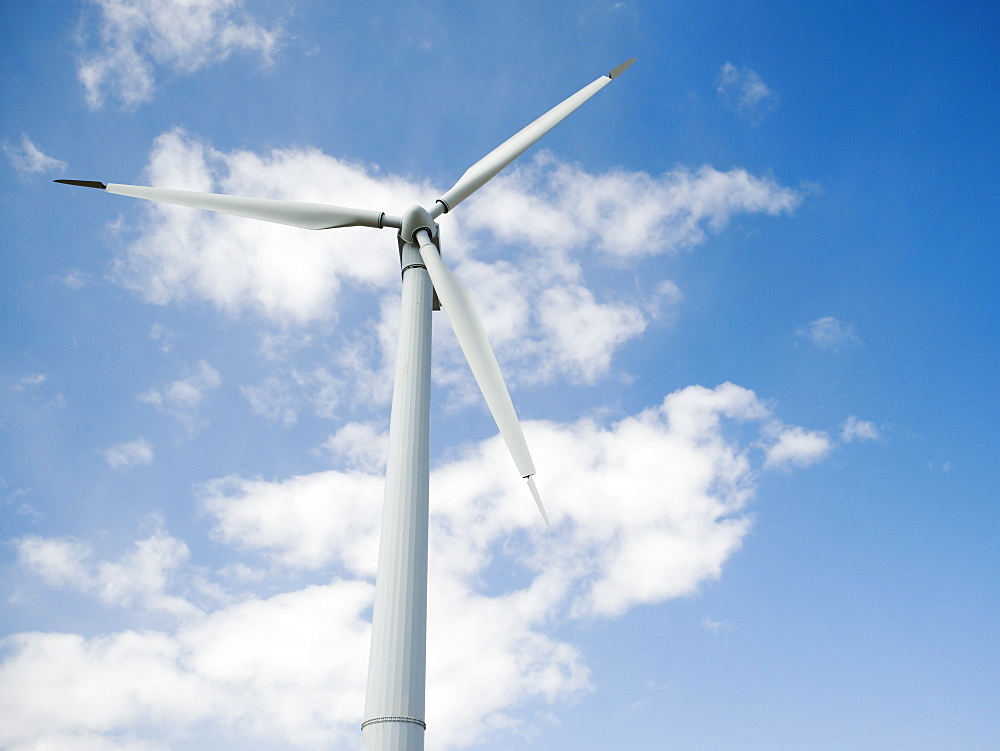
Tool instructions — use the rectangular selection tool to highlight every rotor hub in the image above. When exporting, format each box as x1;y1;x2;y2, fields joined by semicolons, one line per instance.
400;204;436;245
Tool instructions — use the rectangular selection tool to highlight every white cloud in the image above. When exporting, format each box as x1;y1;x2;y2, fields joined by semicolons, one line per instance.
103;438;154;469
321;421;389;473
841;415;880;443
763;425;832;470
5;383;832;749
93;531;200;618
534;284;647;383
716;63;778;123
0;582;372;751
797;315;861;351
0;630;207;751
76;0;282;110
463;152;802;258
3;135;67;176
202;470;382;574
16;526;198;618
16;536;93;590
13;373;47;390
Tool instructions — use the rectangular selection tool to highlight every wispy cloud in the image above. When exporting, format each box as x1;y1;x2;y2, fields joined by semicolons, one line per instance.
797;316;861;351
148;323;178;353
608;1;638;16
138;360;221;431
716;63;778;124
12;373;47;391
103;438;154;469
240;377;298;427
841;416;880;443
702;615;729;635
59;269;88;289
76;0;282;110
7;372;66;410
2;135;67;176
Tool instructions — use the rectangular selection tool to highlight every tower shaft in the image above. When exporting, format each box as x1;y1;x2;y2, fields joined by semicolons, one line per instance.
362;242;432;751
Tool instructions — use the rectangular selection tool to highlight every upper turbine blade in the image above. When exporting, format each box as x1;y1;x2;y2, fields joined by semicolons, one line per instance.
413;229;549;525
432;58;636;216
55;180;397;230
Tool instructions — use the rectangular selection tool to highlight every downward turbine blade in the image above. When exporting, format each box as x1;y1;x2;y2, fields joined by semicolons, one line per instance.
55;180;395;230
414;230;548;525
433;58;636;216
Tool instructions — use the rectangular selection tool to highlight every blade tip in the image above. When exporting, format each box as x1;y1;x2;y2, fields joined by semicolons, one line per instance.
609;57;636;79
526;476;551;529
54;179;107;190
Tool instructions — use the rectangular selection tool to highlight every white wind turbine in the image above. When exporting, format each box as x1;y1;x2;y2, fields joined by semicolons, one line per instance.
57;58;635;751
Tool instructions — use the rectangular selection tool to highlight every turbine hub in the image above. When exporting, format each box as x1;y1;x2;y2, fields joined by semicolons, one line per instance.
400;204;436;245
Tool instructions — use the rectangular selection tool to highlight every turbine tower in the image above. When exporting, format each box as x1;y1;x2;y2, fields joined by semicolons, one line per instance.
57;58;635;750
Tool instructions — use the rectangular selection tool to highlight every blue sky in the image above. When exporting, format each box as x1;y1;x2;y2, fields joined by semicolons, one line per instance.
2;1;998;749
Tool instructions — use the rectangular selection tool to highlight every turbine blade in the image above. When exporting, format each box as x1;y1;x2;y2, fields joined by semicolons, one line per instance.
414;230;547;524
55;180;397;230
433;58;636;216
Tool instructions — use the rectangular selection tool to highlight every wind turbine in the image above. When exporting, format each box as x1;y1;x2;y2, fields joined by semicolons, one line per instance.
57;57;635;751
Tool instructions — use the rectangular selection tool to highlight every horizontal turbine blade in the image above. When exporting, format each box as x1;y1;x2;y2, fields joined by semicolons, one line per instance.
414;229;549;525
433;58;636;216
55;180;398;230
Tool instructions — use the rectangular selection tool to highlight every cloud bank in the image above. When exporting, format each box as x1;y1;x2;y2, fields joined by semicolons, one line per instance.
3;122;822;750
3;382;830;750
109;129;802;393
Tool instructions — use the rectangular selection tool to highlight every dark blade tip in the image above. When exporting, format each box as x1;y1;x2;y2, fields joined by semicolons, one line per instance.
609;57;636;79
55;179;107;190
